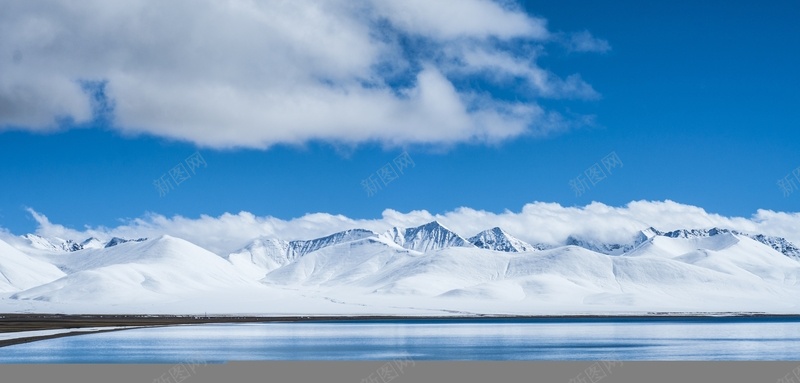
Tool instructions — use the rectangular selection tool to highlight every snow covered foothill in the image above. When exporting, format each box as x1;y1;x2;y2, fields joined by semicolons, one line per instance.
9;235;258;303
0;238;66;292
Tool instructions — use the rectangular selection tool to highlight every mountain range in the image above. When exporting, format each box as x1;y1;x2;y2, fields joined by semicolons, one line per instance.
2;221;799;315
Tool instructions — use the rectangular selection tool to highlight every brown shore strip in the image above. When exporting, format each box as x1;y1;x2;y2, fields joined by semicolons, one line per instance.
2;312;800;333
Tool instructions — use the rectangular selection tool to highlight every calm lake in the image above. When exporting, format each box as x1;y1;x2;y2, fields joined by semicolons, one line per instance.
2;317;800;363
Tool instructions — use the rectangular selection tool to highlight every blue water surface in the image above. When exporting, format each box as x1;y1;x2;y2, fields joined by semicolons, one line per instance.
2;317;800;363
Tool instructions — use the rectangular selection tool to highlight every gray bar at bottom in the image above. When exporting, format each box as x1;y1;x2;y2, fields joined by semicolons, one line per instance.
1;361;800;383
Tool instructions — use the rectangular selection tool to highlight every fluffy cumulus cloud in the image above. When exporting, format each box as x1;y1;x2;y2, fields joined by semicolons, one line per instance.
16;201;800;255
0;0;605;149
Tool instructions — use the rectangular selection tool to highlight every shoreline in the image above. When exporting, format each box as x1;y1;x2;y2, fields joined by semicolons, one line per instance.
2;312;800;333
1;312;799;349
0;327;148;349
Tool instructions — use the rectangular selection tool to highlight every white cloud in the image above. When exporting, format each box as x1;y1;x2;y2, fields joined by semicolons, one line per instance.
18;201;800;256
455;47;599;98
371;0;549;40
565;30;611;53
0;0;603;149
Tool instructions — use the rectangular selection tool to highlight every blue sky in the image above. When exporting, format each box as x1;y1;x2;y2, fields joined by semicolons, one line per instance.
1;0;799;236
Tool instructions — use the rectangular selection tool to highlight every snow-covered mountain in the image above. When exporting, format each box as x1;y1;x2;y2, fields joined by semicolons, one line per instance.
468;227;539;252
562;227;800;260
737;233;800;260
23;234;83;252
383;221;473;252
291;229;377;257
80;237;105;250
3;223;800;315
264;235;800;313
21;234;147;252
104;237;147;248
226;229;381;279
565;235;639;256
561;227;661;256
262;235;417;288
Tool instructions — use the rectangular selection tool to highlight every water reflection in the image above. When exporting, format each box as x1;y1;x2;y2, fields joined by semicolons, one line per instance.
1;317;799;363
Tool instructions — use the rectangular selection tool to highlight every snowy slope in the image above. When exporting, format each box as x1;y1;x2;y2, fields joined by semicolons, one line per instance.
11;236;256;302
627;230;741;258
469;227;537;252
0;238;66;292
741;233;800;259
626;231;800;282
646;227;800;259
226;238;295;279
564;227;800;261
262;242;800;312
262;235;419;288
226;229;380;280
